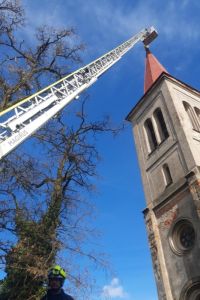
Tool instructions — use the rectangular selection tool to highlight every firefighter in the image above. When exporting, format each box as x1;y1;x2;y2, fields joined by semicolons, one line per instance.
41;265;74;300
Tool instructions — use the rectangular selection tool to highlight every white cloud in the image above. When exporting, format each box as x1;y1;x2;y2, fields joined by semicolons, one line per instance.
19;0;200;75
22;0;200;53
101;278;128;299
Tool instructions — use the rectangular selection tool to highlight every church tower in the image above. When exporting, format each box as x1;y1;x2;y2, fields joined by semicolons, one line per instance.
127;47;200;300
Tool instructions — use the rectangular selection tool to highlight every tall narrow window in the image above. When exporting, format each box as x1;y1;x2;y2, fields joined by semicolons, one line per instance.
154;108;169;142
144;118;158;152
183;102;200;132
163;163;172;187
194;107;200;130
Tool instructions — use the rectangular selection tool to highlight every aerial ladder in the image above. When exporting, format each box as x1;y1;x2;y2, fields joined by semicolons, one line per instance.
0;27;157;160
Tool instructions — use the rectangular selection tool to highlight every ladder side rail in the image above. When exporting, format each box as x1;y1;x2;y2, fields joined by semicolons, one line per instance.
0;77;98;159
1;74;81;131
0;27;156;159
0;31;143;134
0;27;147;118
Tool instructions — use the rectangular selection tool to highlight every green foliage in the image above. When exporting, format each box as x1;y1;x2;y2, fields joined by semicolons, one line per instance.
1;212;55;299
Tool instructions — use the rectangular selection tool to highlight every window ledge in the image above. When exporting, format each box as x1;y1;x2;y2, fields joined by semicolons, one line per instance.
165;181;173;189
148;136;169;157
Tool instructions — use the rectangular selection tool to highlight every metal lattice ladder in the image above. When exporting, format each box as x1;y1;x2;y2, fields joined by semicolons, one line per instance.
0;26;157;159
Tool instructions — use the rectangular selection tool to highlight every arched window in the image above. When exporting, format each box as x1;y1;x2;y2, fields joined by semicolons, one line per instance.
162;163;173;187
183;102;200;132
194;107;200;127
153;108;169;142
144;118;158;152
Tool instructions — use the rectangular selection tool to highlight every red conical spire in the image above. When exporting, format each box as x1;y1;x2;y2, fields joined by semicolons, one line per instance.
144;47;168;93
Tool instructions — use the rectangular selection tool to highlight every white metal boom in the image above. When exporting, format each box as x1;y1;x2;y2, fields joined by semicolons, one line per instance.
0;26;157;159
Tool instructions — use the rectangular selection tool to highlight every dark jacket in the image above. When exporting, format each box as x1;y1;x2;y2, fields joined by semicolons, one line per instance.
41;289;74;300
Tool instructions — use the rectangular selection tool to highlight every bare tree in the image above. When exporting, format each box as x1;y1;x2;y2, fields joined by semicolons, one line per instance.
0;101;117;299
0;1;120;299
0;0;24;30
0;0;84;111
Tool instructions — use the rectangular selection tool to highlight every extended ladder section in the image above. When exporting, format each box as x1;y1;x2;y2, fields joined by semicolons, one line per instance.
0;26;157;159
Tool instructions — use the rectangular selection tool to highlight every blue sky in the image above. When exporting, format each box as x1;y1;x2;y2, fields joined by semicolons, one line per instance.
4;0;200;299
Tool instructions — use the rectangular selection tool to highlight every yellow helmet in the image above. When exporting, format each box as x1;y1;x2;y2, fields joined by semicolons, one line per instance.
48;265;67;280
